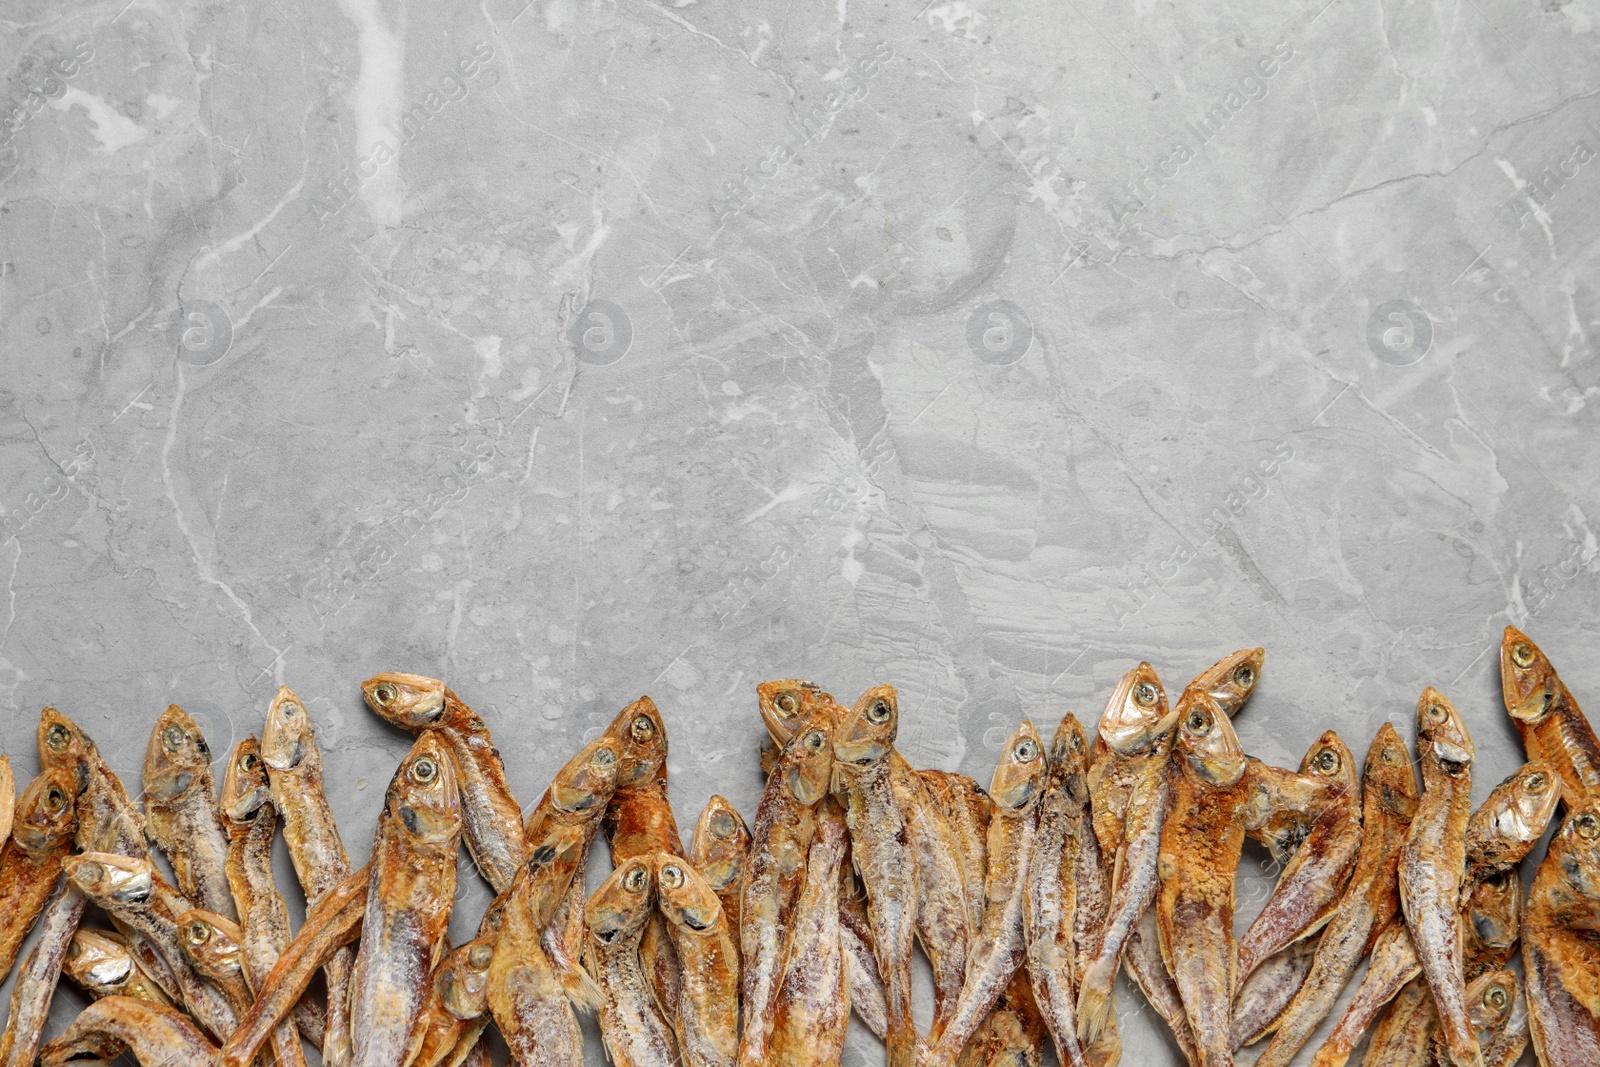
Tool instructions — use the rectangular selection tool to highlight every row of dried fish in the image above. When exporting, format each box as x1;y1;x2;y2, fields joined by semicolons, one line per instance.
0;623;1597;1067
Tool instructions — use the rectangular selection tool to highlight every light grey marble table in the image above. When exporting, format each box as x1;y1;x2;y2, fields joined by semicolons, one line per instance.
2;0;1595;1063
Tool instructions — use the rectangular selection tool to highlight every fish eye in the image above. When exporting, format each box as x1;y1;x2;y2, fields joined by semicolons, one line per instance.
1575;813;1600;839
865;700;892;725
75;860;103;885
659;864;685;890
372;684;396;708
1315;750;1339;774
66;940;82;959
590;747;616;770
46;723;70;751
803;730;827;752
1425;703;1448;724
775;692;798;715
240;752;259;772
1232;665;1255;689
1525;772;1549;795
1186;711;1211;736
410;758;439;784
467;943;494;969
1486;986;1508;1010
622;865;649;893
186;921;211;945
45;786;66;812
162;724;187;751
1013;737;1039;763
710;811;736;839
630;716;657;743
1133;682;1159;707
1511;643;1535;668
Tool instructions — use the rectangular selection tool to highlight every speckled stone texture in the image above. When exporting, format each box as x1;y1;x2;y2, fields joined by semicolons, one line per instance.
1;0;1595;1063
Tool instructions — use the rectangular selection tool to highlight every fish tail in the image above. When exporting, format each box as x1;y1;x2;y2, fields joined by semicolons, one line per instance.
1075;967;1112;1045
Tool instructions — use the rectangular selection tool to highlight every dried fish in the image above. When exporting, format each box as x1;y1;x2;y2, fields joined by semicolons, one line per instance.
1522;804;1600;1066
180;906;308;1067
1501;625;1600;805
0;767;77;977
36;995;218;1067
689;794;752;950
349;733;462;1067
487;836;587;1067
757;679;835;776
1230;934;1319;1050
362;672;524;893
1179;647;1266;718
142;704;237;922
589;857;679;1067
0;887;87;1067
0;754;13;852
404;938;493;1067
62;929;172;1006
656;853;739;1067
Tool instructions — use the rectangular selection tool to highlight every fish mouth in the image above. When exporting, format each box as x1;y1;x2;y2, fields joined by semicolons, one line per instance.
1434;740;1473;771
682;911;712;931
1506;688;1555;722
832;738;888;765
225;786;271;822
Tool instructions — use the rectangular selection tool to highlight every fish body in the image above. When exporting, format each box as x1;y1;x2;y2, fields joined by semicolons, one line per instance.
689;794;752;950
589;857;679;1067
1230;934;1319;1049
1522;804;1600;1066
767;801;850;1067
832;685;917;1067
349;733;463;1067
0;766;77;976
487;840;587;1067
405;938;493;1067
1463;761;1562;884
1254;723;1418;1067
142;704;237;922
36;995;217;1067
1399;688;1481;1067
657;853;739;1067
362;673;524;893
1500;626;1600;806
63;928;173;1006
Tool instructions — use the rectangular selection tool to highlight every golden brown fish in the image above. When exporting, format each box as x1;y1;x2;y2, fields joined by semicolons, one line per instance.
142;704;237;922
1522;803;1600;1066
38;707;146;860
403;937;493;1067
0;766;77;977
0;754;13;851
348;733;462;1067
831;684;917;1067
1464;761;1560;883
757;679;835;776
919;769;989;937
739;705;835;1064
487;834;588;1067
1077;663;1177;1047
1235;731;1360;982
362;672;524;893
182;906;309;1067
766;800;851;1067
1399;688;1481;1067
589;856;679;1067
1156;693;1252;1067
689;794;752;950
1500;625;1600;805
62;928;173;1006
1230;934;1319;1050
1179;647;1266;718
656;852;739;1067
840;886;890;1041
0;882;87;1067
926;720;1048;1066
1482;973;1530;1067
1253;723;1418;1067
36;995;218;1067
262;685;356;1067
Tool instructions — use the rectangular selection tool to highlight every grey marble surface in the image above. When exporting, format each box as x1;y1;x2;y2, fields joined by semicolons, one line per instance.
2;0;1598;1063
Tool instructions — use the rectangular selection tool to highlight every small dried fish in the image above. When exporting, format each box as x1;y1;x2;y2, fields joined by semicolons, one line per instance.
656;853;739;1067
1230;934;1319;1050
1121;906;1191;1064
349;733;462;1067
36;995;217;1067
1253;723;1418;1067
62;929;172;1006
926;721;1047;1066
180;907;308;1067
739;706;835;1064
1522;804;1600;1066
0;754;13;851
1179;647;1266;718
757;679;835;776
1463;761;1561;884
689;794;752;950
589;857;679;1067
1362;976;1435;1067
840;887;890;1040
768;800;851;1067
142;704;237;922
1077;663;1177;1047
1483;973;1530;1067
1500;625;1600;805
362;672;524;893
404;938;493;1067
262;686;356;1067
0;886;87;1067
487;838;587;1067
0;767;77;977
1398;688;1481;1067
38;707;146;861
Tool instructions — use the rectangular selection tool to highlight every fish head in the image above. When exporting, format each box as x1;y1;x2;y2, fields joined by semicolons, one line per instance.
1467;969;1517;1034
10;766;77;853
586;855;655;945
1416;688;1474;773
1472;761;1562;864
142;704;213;804
548;734;621;814
386;731;461;846
605;696;668;789
361;672;447;730
1500;625;1559;724
756;679;833;749
1049;713;1092;804
64;929;134;991
178;909;245;978
1555;804;1600;898
1464;872;1522;955
783;707;838;806
261;686;317;773
1299;731;1358;793
37;706;94;794
1175;693;1246;787
989;719;1048;811
220;737;272;826
437;937;495;1020
833;685;898;766
64;852;153;906
689;795;751;891
1363;722;1419;820
654;853;725;935
1097;663;1171;755
1184;647;1266;718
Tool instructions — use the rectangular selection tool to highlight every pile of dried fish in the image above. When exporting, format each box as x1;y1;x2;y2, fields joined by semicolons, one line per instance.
1;624;1598;1067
